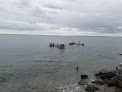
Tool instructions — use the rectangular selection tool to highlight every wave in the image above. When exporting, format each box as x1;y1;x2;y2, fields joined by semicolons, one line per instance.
0;73;15;83
34;60;64;63
58;83;85;92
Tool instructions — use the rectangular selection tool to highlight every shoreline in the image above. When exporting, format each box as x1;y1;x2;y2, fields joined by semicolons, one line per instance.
78;64;122;92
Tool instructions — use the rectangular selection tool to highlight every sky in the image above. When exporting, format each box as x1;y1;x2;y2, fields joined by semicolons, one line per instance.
0;0;122;36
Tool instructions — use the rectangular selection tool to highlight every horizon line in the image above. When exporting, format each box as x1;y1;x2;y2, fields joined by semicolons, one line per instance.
0;33;122;37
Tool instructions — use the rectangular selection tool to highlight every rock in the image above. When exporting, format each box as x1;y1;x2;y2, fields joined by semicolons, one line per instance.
103;77;117;87
116;75;122;88
85;84;99;92
99;71;116;80
110;69;117;74
103;78;110;84
119;54;122;55
79;79;88;85
108;76;117;87
92;79;104;85
95;70;116;80
95;86;122;92
81;75;88;79
95;70;108;77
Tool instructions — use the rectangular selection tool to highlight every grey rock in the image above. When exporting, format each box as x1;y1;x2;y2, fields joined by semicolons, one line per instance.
85;84;99;92
95;70;108;77
81;75;88;79
79;79;88;85
92;80;104;85
100;71;116;80
103;78;110;84
108;76;117;87
95;86;122;92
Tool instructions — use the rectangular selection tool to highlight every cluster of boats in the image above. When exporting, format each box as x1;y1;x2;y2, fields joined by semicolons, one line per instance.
69;41;84;46
49;43;65;49
49;41;84;49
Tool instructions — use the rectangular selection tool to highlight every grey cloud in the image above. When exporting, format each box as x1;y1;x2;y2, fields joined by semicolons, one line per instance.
0;20;46;31
0;0;122;35
43;4;64;10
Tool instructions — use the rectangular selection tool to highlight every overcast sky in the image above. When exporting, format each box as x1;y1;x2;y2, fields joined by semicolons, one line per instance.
0;0;122;36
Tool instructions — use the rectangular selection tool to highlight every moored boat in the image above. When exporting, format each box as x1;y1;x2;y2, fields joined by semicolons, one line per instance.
49;43;54;47
58;44;65;49
76;42;81;46
69;41;75;45
49;45;54;47
81;43;84;46
58;46;65;49
55;44;59;47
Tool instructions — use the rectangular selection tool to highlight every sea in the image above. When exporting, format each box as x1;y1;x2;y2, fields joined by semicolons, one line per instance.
0;34;122;92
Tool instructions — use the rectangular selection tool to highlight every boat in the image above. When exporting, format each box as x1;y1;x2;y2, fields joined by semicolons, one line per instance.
81;43;84;46
69;43;74;45
58;46;65;49
76;42;81;46
69;41;75;45
49;43;54;47
76;42;84;46
55;44;59;47
49;45;54;47
58;44;65;49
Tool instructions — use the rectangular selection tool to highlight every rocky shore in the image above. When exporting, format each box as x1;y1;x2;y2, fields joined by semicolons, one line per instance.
78;65;122;92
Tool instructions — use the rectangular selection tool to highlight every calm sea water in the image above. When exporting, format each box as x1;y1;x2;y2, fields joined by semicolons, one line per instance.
0;34;122;92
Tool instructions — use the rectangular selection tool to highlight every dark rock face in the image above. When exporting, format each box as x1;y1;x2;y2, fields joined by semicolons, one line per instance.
85;84;99;92
110;69;117;74
116;75;122;88
103;77;117;87
95;70;116;80
92;80;104;85
103;78;110;84
78;68;119;92
95;70;108;77
107;77;117;87
94;69;118;88
100;72;116;80
81;75;88;79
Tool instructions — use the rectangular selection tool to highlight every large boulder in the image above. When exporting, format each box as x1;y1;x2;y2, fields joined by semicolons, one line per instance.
103;77;117;87
92;79;104;85
79;79;88;85
85;84;99;92
81;75;88;79
99;71;116;80
95;70;108;77
103;78;110;84
107;76;117;87
95;70;116;80
110;69;117;74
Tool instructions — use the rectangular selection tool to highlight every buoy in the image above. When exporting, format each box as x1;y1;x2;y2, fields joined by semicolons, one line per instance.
77;66;78;71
